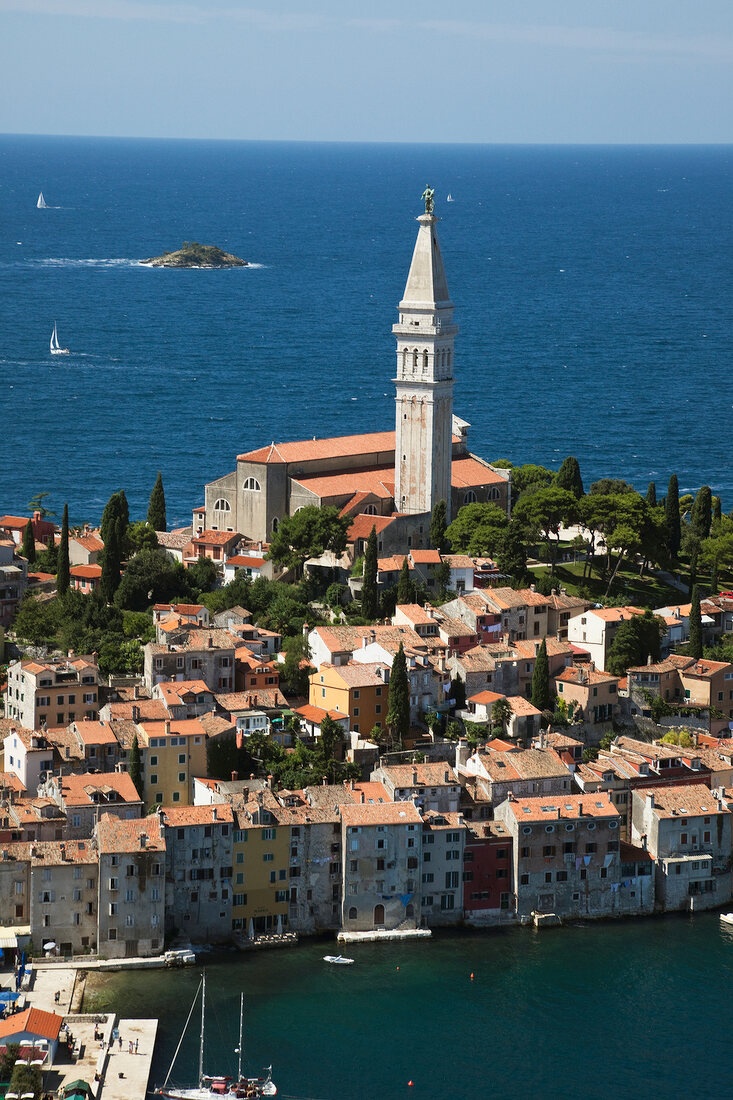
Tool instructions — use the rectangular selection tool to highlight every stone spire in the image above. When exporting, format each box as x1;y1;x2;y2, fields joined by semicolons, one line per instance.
393;195;457;521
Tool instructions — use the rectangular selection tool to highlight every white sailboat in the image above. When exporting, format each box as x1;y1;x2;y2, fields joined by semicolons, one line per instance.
50;323;70;356
446;194;454;202
37;192;49;209
156;976;277;1099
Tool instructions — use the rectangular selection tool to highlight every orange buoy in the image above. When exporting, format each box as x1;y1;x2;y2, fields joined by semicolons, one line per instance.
470;972;474;981
408;1082;413;1088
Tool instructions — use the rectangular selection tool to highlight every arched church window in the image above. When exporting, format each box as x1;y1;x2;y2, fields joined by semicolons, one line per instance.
489;487;499;500
363;504;377;516
463;490;477;505
348;907;357;921
412;349;418;370
422;350;428;370
447;350;452;368
243;477;261;492
213;498;231;512
402;348;408;370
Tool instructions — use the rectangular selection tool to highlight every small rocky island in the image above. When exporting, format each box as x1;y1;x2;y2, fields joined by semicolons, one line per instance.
141;241;248;267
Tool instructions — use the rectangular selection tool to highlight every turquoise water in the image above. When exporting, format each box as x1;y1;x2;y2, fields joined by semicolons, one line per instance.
87;915;733;1100
2;138;732;523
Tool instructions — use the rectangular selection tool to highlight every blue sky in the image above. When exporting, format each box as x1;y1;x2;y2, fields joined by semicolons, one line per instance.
1;0;732;142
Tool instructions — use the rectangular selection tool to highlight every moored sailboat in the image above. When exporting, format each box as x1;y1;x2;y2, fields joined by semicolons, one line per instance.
50;322;70;356
155;975;277;1099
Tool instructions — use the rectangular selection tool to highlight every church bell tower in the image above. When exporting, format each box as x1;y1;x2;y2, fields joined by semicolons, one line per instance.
394;188;457;521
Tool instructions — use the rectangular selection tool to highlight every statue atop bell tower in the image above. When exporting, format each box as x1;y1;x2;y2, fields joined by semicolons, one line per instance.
393;191;457;520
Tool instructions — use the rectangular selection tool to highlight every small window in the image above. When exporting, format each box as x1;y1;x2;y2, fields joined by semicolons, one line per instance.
243;478;261;492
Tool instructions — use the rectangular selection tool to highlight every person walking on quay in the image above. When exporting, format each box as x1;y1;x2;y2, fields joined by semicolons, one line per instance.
135;1039;139;1054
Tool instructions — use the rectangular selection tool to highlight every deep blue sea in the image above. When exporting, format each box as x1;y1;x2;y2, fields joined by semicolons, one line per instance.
2;138;732;526
88;916;733;1100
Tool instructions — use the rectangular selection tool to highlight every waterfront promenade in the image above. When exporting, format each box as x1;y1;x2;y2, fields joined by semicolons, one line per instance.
0;961;157;1100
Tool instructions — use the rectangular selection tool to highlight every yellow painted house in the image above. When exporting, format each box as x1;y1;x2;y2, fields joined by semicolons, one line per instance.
232;791;290;933
309;662;388;738
138;718;209;807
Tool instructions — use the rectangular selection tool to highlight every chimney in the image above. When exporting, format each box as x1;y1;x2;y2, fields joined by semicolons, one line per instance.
530;584;536;593
578;802;583;816
231;771;238;782
551;588;557;597
208;635;213;648
302;622;309;638
68;649;75;658
362;635;368;649
165;720;171;735
350;779;355;790
131;705;140;723
507;790;514;802
360;790;365;803
266;774;274;790
557;807;561;819
646;792;655;810
647;654;653;665
444;769;450;783
411;768;418;785
140;832;147;849
370;629;376;644
133;685;140;700
212;807;218;821
322;776;328;786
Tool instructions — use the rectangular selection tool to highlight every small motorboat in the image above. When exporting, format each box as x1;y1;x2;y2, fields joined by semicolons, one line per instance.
720;913;733;926
323;955;354;965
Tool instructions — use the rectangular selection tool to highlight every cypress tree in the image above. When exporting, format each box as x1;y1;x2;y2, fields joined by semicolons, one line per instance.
128;733;143;798
100;491;127;602
556;456;584;498
531;637;552;712
666;474;681;558
688;584;702;659
712;496;722;525
147;471;167;532
397;558;413;605
361;525;379;621
688;542;699;598
21;519;36;564
646;482;657;507
386;642;410;746
429;499;448;550
56;504;70;596
690;485;712;541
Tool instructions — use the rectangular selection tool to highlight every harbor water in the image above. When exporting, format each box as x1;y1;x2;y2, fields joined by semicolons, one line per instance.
84;915;733;1100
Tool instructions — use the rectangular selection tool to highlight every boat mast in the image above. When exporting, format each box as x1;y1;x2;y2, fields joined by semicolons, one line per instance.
237;993;243;1082
198;970;206;1087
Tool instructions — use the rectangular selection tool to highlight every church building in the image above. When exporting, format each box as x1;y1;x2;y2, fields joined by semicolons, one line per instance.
198;194;510;545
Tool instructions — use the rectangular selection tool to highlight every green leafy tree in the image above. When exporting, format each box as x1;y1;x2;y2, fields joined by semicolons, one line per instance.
491;697;513;736
690;485;712;541
531;638;552;712
386;643;410;746
280;634;313;697
56;503;70;595
606;610;665;676
496;520;529;583
450;677;466;709
28;491;55;517
361;525;379;620
589;478;635;495
113;548;189;611
126;521;159;555
21;519;36;564
147;470;167;532
511;463;555;503
128;733;143;797
646;481;657;507
513;486;578;575
555;456;584;498
12;595;62;646
688;584;703;659
187;556;218;595
430;499;448;551
267;505;350;579
445;501;508;557
318;713;343;761
666;474;681;558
